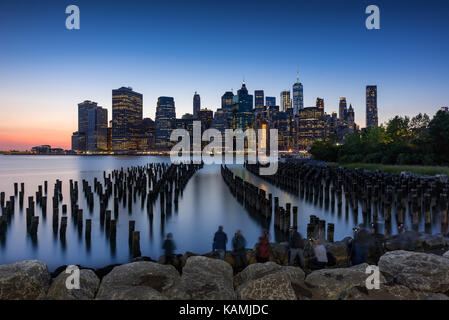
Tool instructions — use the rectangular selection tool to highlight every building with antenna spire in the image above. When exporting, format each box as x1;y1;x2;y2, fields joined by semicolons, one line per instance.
292;71;304;115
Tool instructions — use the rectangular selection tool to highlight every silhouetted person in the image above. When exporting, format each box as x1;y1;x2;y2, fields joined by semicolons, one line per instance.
308;238;328;270
213;226;228;260
232;230;248;272
162;233;176;265
255;230;270;263
352;224;374;265
288;226;305;268
397;224;416;251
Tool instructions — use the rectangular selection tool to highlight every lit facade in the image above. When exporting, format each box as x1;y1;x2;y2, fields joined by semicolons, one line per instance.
112;87;143;152
155;96;176;150
366;85;378;127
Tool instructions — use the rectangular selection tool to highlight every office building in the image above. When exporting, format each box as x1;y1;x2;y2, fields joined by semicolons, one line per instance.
155;96;176;150
366;85;378;127
112;87;143;152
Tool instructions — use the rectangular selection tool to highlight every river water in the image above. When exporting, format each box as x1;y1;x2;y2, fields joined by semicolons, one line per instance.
0;155;437;270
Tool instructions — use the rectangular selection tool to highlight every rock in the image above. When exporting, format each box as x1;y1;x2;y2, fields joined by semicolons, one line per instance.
95;261;179;300
157;254;183;271
132;256;155;263
269;242;288;265
233;262;282;288
236;272;297;300
0;260;51;300
416;233;449;251
46;269;100;300
340;284;449;300
165;256;235;300
234;263;307;300
94;264;121;280
304;263;386;300
379;250;449;292
385;231;420;251
325;238;351;267
181;251;199;267
443;251;449;259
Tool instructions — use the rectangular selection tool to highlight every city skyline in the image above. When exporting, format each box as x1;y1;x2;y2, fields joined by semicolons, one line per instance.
1;0;449;150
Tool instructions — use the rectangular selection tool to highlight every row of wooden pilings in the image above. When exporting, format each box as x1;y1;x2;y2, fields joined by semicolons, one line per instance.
221;165;292;236
220;165;336;242
245;160;449;231
0;162;203;256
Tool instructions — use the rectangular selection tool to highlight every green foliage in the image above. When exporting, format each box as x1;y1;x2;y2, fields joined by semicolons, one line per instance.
310;110;449;166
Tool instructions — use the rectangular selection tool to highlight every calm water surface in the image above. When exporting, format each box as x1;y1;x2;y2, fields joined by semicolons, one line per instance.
0;155;436;270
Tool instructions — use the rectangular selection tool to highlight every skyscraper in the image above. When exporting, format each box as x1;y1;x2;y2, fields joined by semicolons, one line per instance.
221;91;234;129
232;82;253;130
293;74;304;115
316;98;324;111
72;100;98;152
366;86;378;127
198;108;214;132
87;106;108;152
339;98;347;121
112;87;143;152
280;91;292;112
254;90;265;110
155;96;176;150
193;92;201;119
266;96;276;107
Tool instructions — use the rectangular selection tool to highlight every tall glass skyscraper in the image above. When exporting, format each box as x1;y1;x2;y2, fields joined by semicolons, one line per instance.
221;91;234;129
266;96;276;107
232;82;253;130
254;90;265;110
280;90;292;112
366;86;378;127
73;100;98;151
87;106;108;152
193;92;201;119
112;87;143;152
155;96;176;150
292;76;304;115
339;97;347;120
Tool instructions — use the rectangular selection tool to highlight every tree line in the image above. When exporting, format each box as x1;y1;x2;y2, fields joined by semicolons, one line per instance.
310;110;449;166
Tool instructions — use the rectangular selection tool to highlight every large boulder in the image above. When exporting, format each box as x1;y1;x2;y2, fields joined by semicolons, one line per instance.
95;261;180;300
304;263;386;300
443;251;449;259
378;250;449;292
236;272;297;300
165;256;235;300
340;284;449;300
234;262;282;288
0;260;51;300
46;269;100;300
234;263;307;300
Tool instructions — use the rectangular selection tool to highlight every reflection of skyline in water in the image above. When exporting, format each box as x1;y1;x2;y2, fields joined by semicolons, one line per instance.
0;155;442;271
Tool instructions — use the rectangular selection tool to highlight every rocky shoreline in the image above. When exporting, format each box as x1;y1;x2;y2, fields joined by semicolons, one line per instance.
1;231;449;300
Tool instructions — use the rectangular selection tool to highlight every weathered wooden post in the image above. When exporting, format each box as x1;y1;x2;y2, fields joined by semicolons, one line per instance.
132;231;141;257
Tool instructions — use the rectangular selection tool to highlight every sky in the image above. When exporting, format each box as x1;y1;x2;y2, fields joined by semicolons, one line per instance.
1;0;449;150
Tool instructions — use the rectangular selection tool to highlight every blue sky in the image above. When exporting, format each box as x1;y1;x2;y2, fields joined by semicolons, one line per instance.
1;0;449;149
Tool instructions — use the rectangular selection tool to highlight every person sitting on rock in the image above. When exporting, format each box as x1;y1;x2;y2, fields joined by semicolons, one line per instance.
232;230;248;272
255;230;271;263
162;233;176;265
213;226;228;260
288;226;305;268
308;238;328;270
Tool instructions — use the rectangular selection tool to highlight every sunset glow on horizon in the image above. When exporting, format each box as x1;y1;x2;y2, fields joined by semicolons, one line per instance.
1;0;449;151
